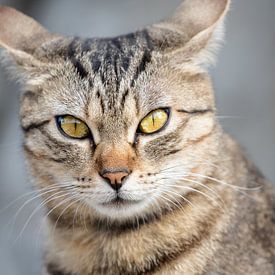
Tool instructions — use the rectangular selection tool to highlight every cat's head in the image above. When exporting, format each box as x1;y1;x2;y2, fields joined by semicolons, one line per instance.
0;0;230;223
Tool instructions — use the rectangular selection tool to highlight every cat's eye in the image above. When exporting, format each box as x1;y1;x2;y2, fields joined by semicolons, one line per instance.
56;115;90;139
139;109;169;134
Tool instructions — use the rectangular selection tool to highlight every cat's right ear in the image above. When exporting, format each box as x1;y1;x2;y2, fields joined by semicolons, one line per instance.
0;6;58;70
148;0;230;69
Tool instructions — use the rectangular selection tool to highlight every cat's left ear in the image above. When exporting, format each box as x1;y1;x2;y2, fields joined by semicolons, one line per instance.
148;0;230;68
0;6;58;70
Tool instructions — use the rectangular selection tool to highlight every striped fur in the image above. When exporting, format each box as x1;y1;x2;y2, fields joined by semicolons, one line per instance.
0;0;274;274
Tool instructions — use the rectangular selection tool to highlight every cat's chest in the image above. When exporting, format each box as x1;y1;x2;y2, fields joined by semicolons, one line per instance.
46;228;219;275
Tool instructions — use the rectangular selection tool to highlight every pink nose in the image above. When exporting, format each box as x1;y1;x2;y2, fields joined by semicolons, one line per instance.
101;169;130;191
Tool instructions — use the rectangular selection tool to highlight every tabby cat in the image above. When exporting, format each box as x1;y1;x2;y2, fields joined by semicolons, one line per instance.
0;0;274;274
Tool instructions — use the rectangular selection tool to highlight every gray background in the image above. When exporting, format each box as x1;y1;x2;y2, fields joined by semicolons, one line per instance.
0;0;274;274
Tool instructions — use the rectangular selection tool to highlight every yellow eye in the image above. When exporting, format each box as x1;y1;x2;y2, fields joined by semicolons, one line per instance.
57;115;90;139
139;109;169;134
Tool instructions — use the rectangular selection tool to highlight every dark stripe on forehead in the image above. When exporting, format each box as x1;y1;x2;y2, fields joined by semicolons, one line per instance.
143;29;154;49
94;89;106;114
71;58;88;79
86;30;155;88
67;38;78;59
91;55;101;72
67;38;88;79
81;38;93;52
130;30;154;87
120;89;129;108
122;56;131;72
130;50;152;87
110;37;131;72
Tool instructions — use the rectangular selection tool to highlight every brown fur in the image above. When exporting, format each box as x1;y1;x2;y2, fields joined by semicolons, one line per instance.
0;0;274;274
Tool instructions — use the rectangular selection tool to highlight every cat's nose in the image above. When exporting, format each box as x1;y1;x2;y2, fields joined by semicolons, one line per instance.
100;168;130;191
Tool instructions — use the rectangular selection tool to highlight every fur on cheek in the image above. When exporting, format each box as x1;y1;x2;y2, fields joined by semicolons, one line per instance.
185;115;215;141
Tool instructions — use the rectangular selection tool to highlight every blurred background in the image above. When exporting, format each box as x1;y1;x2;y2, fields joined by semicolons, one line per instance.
0;0;274;274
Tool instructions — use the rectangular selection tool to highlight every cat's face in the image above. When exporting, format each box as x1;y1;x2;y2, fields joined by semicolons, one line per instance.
0;0;229;223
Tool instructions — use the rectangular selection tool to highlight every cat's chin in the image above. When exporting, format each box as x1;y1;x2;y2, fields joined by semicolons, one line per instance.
87;198;150;220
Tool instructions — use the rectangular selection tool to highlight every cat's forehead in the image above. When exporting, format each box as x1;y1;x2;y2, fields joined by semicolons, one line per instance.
44;31;168;115
65;30;154;85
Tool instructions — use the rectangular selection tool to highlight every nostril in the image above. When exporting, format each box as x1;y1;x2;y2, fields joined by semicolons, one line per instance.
100;168;130;191
121;174;127;183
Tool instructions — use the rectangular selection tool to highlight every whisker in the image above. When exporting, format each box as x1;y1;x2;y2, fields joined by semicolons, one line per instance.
80;201;89;232
34;191;79;246
216;115;246;119
35;192;80;244
0;184;73;215
160;187;195;208
72;198;85;233
51;195;81;237
188;172;263;191
14;191;70;244
159;172;225;206
9;186;74;234
158;193;184;214
180;177;226;207
162;183;224;209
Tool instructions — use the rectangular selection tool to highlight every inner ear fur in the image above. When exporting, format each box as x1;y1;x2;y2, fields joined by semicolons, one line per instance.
148;0;230;66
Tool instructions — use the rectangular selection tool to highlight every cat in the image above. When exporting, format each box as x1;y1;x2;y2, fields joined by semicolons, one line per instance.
0;0;274;274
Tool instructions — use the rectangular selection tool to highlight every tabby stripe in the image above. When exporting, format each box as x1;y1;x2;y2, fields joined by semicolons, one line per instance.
111;36;123;52
177;109;214;114
130;50;152;87
145;205;222;274
71;58;88;79
23;144;67;163
162;148;182;157
130;30;154;87
120;89;129;108
91;54;101;72
142;29;154;50
21;120;50;133
113;53;120;90
67;38;78;59
81;38;92;52
67;38;88;79
144;121;187;159
22;90;39;102
39;128;74;153
121;56;131;72
191;126;216;145
93;89;105;113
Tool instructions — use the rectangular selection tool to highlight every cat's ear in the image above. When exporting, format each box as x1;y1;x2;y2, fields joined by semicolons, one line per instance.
0;6;58;71
148;0;230;68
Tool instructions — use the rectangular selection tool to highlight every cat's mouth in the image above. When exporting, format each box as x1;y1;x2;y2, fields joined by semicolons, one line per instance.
102;196;141;208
